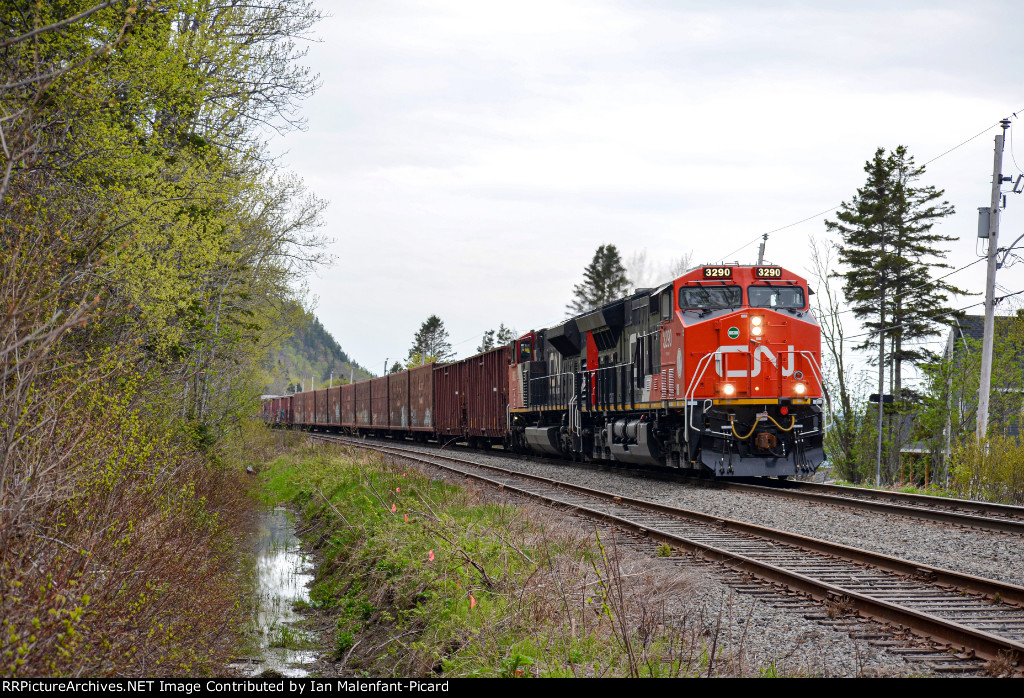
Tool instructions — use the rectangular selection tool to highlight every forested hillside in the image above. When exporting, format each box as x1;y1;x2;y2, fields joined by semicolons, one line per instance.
266;314;373;393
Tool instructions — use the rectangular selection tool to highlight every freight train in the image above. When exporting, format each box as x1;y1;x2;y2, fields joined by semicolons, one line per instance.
263;264;826;478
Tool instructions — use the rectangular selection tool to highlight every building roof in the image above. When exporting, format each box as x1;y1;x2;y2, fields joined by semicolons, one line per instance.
946;313;1024;354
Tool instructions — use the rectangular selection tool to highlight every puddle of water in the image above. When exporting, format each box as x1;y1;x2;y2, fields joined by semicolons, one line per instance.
234;507;317;677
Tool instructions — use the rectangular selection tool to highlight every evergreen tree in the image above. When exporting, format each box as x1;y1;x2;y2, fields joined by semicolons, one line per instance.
826;146;960;398
407;315;454;367
567;244;631;315
389;361;404;374
477;323;517;353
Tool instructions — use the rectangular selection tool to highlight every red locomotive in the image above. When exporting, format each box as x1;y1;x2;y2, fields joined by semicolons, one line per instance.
264;264;826;478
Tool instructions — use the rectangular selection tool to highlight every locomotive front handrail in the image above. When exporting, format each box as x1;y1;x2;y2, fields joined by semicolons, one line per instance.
799;350;830;435
684;351;719;444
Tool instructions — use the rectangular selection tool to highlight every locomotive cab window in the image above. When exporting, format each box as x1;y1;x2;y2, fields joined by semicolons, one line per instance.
679;286;742;310
518;340;533;363
748;285;805;309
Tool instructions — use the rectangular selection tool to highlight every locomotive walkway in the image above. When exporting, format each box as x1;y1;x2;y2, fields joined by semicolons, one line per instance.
310;433;1024;672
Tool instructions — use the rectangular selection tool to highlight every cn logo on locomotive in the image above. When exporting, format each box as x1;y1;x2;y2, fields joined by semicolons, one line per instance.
714;345;795;378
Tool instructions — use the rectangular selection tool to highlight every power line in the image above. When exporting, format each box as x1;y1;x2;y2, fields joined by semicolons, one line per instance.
720;206;841;261
815;256;985;321
721;108;1024;263
843;288;1024;342
1009;114;1024;176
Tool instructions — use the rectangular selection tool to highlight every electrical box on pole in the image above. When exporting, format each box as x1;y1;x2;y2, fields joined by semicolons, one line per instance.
978;207;991;238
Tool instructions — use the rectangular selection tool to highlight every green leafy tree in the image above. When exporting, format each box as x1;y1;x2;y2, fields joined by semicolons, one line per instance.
919;314;1024;474
0;0;328;676
826;146;960;399
407;315;454;367
477;323;517;353
567;244;631;315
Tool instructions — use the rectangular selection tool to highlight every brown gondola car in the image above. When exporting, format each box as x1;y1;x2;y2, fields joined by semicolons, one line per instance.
356;380;372;427
315;388;328;426
409;363;435;431
293;392;305;426
282;395;293;425
305;390;316;425
370;376;389;430
341;382;356;428
328;386;342;427
434;359;465;441
465;345;510;441
389;370;410;430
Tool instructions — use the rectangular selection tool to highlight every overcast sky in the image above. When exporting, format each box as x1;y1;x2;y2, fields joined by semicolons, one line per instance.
271;0;1024;384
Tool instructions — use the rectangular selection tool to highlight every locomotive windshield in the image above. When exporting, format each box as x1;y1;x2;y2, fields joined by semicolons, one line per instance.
748;285;805;309
679;286;742;310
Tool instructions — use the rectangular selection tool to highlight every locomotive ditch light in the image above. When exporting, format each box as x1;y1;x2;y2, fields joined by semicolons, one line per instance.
722;383;735;396
794;382;806;395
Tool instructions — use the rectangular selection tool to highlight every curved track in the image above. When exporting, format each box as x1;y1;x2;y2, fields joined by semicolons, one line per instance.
310;433;1024;666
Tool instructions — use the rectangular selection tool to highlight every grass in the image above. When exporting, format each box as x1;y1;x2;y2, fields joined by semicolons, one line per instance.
831;479;955;498
268;624;318;651
258;441;772;678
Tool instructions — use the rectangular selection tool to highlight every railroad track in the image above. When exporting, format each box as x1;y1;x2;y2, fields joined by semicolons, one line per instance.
729;479;1024;535
310;432;1024;670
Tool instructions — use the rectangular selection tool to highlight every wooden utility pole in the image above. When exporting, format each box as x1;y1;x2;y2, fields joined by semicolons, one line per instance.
977;119;1011;440
875;282;885;487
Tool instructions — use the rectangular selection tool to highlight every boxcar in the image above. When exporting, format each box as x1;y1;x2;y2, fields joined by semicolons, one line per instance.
293;392;306;426
389;370;410;430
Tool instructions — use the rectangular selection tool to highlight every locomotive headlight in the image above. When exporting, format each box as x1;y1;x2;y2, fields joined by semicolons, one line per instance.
751;316;763;327
794;382;806;395
751;325;763;337
722;383;735;396
750;316;764;336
